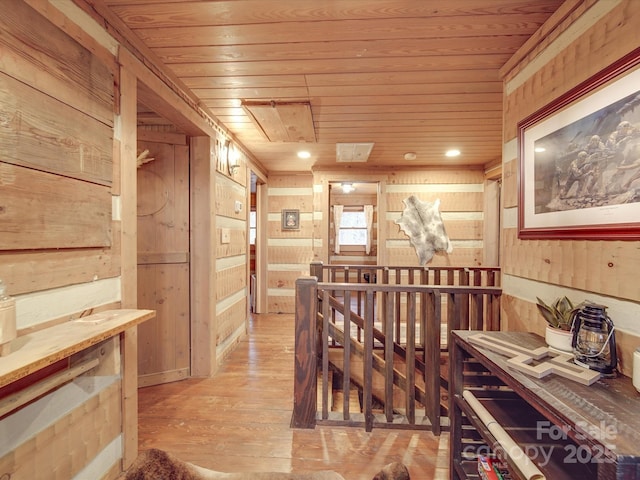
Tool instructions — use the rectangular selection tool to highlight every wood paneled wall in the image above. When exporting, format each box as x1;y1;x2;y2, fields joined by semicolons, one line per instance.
267;169;486;313
0;1;129;478
0;2;119;319
266;174;315;313
214;139;249;358
500;0;640;376
385;170;485;266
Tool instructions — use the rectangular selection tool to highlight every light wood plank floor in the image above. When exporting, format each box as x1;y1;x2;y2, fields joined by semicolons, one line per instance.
137;313;450;479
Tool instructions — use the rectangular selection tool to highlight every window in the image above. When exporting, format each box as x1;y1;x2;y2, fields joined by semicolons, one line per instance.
338;210;367;246
249;211;256;245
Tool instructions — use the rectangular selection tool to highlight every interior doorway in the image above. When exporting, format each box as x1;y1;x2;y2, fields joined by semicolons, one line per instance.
134;79;196;387
328;181;379;267
250;170;267;314
136;135;191;387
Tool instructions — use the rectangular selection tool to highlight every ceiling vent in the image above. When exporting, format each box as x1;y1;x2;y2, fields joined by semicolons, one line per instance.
242;100;316;143
336;143;374;163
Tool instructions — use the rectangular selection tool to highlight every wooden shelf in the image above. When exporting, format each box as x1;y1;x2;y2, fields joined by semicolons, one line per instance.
454;394;596;480
0;309;155;388
449;330;640;480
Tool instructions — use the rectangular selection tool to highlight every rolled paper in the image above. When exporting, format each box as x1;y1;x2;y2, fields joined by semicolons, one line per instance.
463;390;546;480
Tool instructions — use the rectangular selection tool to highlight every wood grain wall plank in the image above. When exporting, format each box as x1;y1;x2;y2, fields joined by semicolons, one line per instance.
386;192;483;212
0;222;121;296
0;163;112;250
215;229;246;257
0;0;113;126
386;247;483;267
267;296;295;314
386;169;484;185
267;219;314;238
215;176;247;220
502;228;639;302
216;300;246;345
0;380;120;479
216;265;246;301
267;246;315;265
267;195;314;213
0;73;113;185
267;271;308;291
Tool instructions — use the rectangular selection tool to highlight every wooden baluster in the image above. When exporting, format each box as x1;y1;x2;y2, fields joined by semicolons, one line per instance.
420;268;428;351
343;290;352;420
322;289;330;420
489;292;501;331
425;289;441;435
447;292;461;351
459;269;470;330
363;289;375;432
406;290;416;425
473;268;482;287
384;290;395;423
310;261;323;281
381;267;389;333
395;268;402;342
449;333;465;476
470;292;483;331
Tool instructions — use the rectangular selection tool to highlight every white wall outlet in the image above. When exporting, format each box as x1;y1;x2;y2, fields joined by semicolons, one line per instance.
234;200;243;213
221;228;231;244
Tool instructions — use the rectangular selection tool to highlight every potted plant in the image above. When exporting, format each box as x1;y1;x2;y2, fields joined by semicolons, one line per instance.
536;296;578;352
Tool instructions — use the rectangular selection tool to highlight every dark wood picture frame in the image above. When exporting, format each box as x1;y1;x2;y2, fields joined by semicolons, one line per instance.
282;209;300;230
518;47;640;240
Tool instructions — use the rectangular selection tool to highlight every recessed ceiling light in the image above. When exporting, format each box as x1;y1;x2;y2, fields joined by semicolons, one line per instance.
445;149;461;157
297;150;311;159
403;152;417;161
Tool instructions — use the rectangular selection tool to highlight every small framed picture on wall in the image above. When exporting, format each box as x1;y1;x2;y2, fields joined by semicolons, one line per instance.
282;209;300;230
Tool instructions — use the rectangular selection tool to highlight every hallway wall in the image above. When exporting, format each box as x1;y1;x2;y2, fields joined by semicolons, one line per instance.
264;168;489;313
500;0;640;376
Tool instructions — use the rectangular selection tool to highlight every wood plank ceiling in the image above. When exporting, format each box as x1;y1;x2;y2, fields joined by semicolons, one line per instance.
103;0;567;173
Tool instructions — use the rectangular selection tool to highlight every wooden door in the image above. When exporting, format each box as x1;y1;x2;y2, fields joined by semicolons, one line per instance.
136;139;190;387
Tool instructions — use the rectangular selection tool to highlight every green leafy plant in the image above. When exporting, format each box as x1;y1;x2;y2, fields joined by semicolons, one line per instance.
536;296;578;331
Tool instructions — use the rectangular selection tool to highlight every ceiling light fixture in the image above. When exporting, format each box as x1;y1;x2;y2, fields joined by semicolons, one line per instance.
445;149;461;157
341;183;355;193
403;152;417;161
297;150;311;159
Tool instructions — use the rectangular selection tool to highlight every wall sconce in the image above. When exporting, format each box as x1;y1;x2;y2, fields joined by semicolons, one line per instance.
225;139;240;175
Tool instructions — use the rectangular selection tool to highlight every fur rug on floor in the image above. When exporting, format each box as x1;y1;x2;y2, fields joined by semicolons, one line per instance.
125;449;410;480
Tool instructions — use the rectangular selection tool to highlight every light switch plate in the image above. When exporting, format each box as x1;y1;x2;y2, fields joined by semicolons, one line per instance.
221;228;231;244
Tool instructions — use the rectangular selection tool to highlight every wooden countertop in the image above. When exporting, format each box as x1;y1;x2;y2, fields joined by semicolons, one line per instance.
0;309;155;388
452;330;640;461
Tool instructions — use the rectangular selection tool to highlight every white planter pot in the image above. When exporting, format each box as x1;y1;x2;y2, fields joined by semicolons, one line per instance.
545;325;574;353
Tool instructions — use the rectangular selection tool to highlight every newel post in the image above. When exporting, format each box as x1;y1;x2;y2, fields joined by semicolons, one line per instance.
290;276;318;428
310;261;324;281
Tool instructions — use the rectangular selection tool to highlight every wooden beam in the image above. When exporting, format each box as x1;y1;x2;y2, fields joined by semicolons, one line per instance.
117;64;139;470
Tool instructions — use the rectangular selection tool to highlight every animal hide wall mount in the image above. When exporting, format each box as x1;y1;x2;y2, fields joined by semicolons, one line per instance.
395;195;453;265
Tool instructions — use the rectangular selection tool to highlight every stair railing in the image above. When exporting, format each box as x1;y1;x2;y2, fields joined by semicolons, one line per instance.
291;274;502;434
